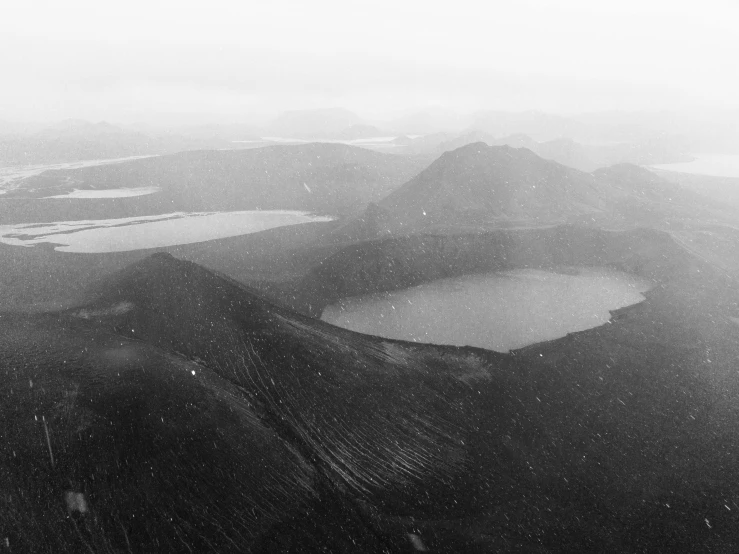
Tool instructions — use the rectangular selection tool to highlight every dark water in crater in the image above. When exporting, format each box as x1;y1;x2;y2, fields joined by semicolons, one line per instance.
322;267;651;352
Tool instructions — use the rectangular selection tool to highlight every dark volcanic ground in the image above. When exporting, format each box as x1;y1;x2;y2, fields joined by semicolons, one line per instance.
4;144;739;552
3;225;739;552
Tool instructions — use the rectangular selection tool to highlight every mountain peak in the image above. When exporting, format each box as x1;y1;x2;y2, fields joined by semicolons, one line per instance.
376;144;605;231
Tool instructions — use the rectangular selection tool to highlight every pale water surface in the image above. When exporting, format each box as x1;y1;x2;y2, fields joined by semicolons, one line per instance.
43;186;160;199
0;210;332;253
651;154;739;178
322;268;651;352
0;155;158;193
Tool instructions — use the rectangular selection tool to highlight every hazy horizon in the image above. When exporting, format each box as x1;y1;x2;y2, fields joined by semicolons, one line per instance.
2;0;738;126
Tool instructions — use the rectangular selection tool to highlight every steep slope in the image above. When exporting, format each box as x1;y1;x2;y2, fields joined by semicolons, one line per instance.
0;253;504;552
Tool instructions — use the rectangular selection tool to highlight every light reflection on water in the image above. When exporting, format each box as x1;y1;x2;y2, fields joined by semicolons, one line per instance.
43;186;161;199
0;210;332;253
651;154;739;178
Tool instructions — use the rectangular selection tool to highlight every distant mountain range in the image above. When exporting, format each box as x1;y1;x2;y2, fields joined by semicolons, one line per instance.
459;109;739;151
266;108;364;138
333;123;386;140
394;130;691;171
0;119;258;166
0;120;158;165
3;107;724;168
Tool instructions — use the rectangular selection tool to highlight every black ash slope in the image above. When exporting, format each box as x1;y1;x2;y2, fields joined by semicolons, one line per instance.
2;248;739;552
0;253;504;552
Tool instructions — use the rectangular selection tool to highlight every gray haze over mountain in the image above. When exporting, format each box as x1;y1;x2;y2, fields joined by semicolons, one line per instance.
1;0;738;125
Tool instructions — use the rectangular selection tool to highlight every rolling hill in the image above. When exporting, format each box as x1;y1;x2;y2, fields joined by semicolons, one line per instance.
2;143;428;224
0;119;258;166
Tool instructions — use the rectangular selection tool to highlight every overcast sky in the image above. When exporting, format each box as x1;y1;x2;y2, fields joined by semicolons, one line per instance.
1;0;738;124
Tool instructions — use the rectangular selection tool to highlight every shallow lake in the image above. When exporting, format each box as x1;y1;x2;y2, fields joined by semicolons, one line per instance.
321;268;651;352
43;186;160;199
651;154;739;178
0;210;332;253
0;155;158;194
